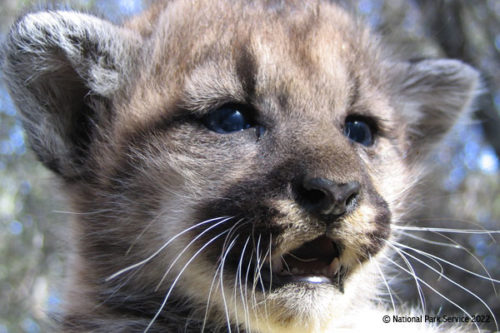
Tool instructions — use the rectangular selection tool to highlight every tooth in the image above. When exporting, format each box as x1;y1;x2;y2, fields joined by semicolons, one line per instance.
328;258;340;276
271;258;283;273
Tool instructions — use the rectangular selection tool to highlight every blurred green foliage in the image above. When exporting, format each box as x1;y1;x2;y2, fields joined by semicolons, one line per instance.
0;1;499;332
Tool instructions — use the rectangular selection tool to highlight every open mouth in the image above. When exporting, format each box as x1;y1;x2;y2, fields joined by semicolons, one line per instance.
259;236;346;292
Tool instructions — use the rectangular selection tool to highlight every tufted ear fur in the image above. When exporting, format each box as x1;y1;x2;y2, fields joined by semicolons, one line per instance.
391;59;480;162
2;11;142;180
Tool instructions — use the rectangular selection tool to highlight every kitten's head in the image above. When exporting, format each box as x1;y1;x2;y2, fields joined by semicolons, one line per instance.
2;0;478;331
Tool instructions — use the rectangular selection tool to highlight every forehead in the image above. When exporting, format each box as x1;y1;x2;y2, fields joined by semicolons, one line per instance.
126;0;388;125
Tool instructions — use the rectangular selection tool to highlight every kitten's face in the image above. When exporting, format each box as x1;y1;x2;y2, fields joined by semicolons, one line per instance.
3;0;478;331
99;2;407;330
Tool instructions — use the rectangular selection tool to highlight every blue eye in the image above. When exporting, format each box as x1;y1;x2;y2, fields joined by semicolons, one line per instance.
344;118;374;146
203;105;254;134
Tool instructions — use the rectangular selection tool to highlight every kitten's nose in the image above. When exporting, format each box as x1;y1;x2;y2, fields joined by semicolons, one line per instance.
296;177;360;217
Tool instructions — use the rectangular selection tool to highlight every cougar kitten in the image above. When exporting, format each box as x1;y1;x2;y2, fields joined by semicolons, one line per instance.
2;0;484;332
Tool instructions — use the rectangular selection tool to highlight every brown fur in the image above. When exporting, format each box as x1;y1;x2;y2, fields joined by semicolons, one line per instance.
2;1;479;332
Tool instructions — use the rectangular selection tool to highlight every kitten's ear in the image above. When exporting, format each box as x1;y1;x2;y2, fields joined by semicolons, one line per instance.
2;11;142;180
392;59;480;162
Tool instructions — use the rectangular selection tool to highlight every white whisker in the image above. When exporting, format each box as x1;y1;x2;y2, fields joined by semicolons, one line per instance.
201;220;247;332
281;255;291;273
202;253;223;333
53;208;113;216
380;252;481;333
287;252;318;262
253;234;267;303
388;240;427;313
394;225;500;238
144;228;230;333
126;207;169;256
154;217;236;290
258;234;272;319
235;237;251;333
244;250;255;326
387;241;499;331
216;219;250;333
220;235;240;333
370;255;396;313
391;240;445;280
392;240;500;284
250;234;263;317
268;234;273;294
395;230;462;249
107;216;232;281
433;231;499;295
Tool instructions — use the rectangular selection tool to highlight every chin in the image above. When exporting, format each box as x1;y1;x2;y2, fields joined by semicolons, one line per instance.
241;282;349;333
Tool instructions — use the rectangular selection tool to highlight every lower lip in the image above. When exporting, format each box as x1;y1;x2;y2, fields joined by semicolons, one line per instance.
259;268;333;290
